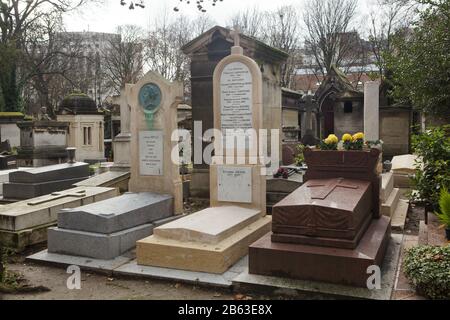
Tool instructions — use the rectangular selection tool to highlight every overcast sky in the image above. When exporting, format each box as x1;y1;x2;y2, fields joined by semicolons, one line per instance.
64;0;378;34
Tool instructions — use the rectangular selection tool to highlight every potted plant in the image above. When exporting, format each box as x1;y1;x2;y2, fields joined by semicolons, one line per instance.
435;188;450;240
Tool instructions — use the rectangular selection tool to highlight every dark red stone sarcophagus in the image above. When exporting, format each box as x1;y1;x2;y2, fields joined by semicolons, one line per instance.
249;148;391;287
272;178;373;249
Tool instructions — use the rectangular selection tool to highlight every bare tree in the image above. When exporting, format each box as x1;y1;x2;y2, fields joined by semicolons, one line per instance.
303;0;359;75
228;7;265;39
368;0;416;78
20;11;87;116
263;6;302;88
144;13;214;88
0;0;91;112
102;25;144;94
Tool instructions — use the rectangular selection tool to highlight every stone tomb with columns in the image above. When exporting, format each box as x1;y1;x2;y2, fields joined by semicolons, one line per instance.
136;36;272;274
248;147;392;287
42;71;184;260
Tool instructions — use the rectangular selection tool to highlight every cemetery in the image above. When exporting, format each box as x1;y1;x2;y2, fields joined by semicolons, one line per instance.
0;0;448;303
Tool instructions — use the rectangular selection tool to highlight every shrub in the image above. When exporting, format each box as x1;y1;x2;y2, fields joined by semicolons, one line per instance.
436;188;450;228
411;125;450;208
403;245;450;300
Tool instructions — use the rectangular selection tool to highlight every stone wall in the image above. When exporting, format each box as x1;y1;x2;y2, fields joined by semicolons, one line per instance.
380;107;411;158
333;101;364;138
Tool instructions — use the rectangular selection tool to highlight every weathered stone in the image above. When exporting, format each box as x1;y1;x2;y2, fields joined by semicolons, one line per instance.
8;162;89;183
0;186;118;250
3;162;90;200
154;206;260;244
58;192;173;234
48;224;154;260
137;215;272;274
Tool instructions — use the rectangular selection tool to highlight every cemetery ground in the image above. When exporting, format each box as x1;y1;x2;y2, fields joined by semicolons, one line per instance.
0;195;428;300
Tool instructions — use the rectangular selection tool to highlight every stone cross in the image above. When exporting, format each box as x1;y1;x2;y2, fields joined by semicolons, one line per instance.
28;190;86;206
232;26;241;47
307;178;358;200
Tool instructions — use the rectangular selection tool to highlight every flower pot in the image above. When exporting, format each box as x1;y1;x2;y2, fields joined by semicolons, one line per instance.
446;228;450;241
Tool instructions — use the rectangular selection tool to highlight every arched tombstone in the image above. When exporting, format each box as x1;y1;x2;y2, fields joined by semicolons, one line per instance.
136;31;272;274
127;71;184;214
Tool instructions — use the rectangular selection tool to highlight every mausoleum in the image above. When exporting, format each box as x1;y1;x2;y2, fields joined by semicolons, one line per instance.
57;93;106;163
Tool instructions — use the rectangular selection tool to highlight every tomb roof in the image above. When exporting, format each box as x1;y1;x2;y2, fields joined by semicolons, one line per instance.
182;25;289;64
58;93;102;115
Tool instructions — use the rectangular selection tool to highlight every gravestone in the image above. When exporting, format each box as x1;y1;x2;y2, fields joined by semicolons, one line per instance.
249;148;392;287
16;121;69;167
136;32;272;274
364;81;380;142
391;154;419;188
2;161;90;200
0;186;117;250
43;71;184;260
182;26;288;199
128;72;184;214
47;193;174;260
112;87;132;171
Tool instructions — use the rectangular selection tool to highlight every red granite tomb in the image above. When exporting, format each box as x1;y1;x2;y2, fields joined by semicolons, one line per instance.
249;148;392;287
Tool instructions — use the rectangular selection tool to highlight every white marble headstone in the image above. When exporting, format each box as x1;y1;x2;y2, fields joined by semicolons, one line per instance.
139;130;163;176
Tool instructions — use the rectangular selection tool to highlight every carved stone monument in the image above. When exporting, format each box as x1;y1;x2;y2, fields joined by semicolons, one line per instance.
249;148;392;287
136;32;272;274
128;71;183;214
43;71;184;261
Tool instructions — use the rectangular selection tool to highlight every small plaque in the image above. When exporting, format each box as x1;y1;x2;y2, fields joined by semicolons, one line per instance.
139;131;163;176
217;166;252;203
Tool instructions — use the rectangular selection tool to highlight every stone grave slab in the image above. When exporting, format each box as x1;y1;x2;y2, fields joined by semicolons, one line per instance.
74;171;130;188
235;234;402;300
153;206;260;244
3;162;90;200
391;154;419;188
137;213;271;274
27;250;133;272
0;186;118;250
271;178;373;249
381;172;394;203
47;192;179;260
48;224;154;260
57;192;173;234
249;216;391;288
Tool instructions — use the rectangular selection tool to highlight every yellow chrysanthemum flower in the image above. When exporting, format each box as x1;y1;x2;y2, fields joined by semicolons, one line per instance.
328;134;339;144
342;133;352;142
352;132;364;141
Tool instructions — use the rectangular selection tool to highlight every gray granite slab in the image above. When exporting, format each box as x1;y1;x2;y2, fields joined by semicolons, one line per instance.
232;234;403;300
27;250;132;272
113;259;248;288
58;192;174;234
48;224;155;260
3;176;88;200
9;162;89;183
